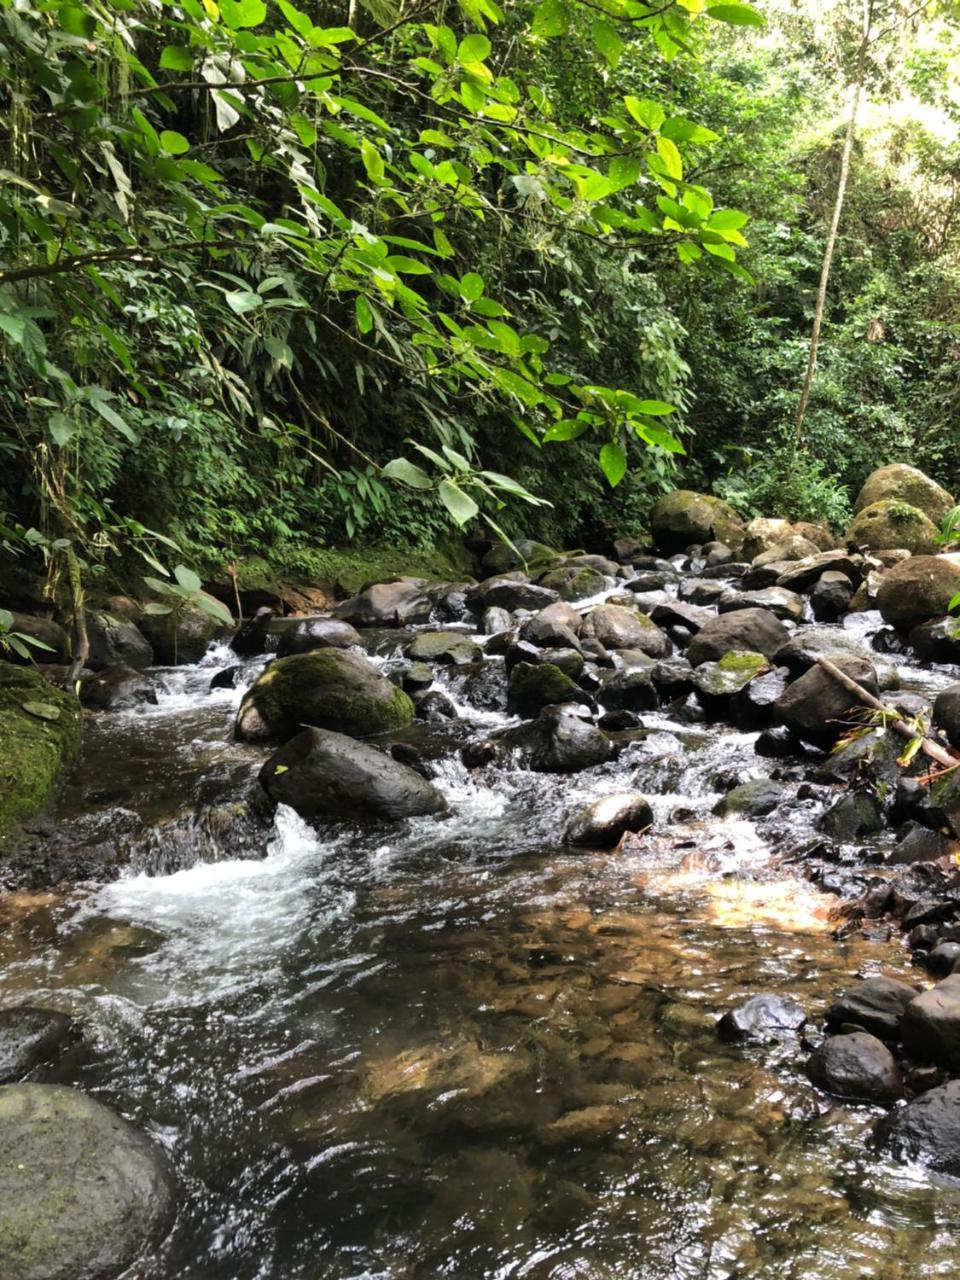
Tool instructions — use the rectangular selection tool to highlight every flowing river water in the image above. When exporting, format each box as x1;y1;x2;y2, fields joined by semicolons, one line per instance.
3;624;960;1279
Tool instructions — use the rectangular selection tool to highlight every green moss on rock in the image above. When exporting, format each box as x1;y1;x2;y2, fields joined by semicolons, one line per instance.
649;490;746;555
236;648;414;741
845;499;938;556
0;662;82;843
507;661;579;717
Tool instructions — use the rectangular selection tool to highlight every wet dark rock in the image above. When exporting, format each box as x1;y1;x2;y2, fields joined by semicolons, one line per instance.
731;667;788;730
229;606;274;657
507;662;581;717
717;994;806;1042
454;661;508;713
81;666;159;711
775;552;864;593
401;662;434;692
774;655;879;748
699;562;749;580
138;605;219;665
0;1083;176;1280
908;924;940;951
874;1079;960;1175
580;605;668;658
692;652;769;713
933;684;960;752
626;571;677;592
901;974;960;1069
504;639;543;676
0;613;70;664
542;648;585;679
806;1032;903;1102
0;1007;81;1084
235;649;413;742
407;631;480;665
713;778;787;818
901;894;959;929
260;727;446;821
872;626;909;655
86;611;154;670
564;792;652;847
209;666;240;691
434;585;471;623
466;576;560;615
717;587;804;623
810;571;854;622
334;579;434;627
686;608;790;668
492;705;615;773
678;578;727;606
826;976;918;1039
877;555;960;631
703;540;733;567
520;602;583;649
909;618;960;663
481;606;513;635
926;942;960;977
276;616;361;656
755;726;800;758
481;539;557;575
612;536;644;564
578;662;603;693
599;668;658;713
741;562;788;590
650;657;695;699
774;627;876;677
813;727;903;788
918;768;960;839
412;689;458;722
820;790;884;841
888;824;955;866
598;709;642;731
649;600;713;634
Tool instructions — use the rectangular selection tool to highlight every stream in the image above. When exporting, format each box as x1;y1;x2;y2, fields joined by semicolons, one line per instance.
4;625;960;1278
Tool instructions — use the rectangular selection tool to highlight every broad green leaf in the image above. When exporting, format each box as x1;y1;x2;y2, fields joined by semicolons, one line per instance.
21;701;61;721
707;3;764;26
458;34;491;63
533;0;568;37
599;441;627;487
624;97;665;131
382;458;433;489
438;479;479;526
160;46;193;71
657;136;683;181
0;315;26;344
708;209;750;231
160;130;190;155
591;19;623;67
219;0;266;27
633;400;675;416
225;290;263;314
174;564;203;593
460;273;485;302
197;593;235;625
48;413;76;446
355;295;374;334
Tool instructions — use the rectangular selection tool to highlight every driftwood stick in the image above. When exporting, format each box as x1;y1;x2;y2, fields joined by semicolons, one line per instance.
816;655;960;771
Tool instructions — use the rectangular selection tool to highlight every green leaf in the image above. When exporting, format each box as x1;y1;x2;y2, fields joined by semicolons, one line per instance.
174;564;203;593
21;701;61;721
707;3;764;25
143;602;173;616
48;413;76;447
159;130;190;156
633;400;675;416
533;0;568;37
361;139;385;181
224;290;263;315
382;458;433;489
458;34;491;63
160;46;193;71
625;97;665;131
707;209;750;231
438;479;479;526
197;593;235;626
591;19;623;67
355;295;374;334
599;441;627;487
0;315;26;345
657;136;683;181
219;0;266;27
460;273;485;302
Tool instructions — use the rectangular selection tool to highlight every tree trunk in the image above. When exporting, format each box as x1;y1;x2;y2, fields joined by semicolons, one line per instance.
793;0;873;448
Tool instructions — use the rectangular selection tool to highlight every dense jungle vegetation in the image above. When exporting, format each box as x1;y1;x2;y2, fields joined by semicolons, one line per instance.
2;0;960;589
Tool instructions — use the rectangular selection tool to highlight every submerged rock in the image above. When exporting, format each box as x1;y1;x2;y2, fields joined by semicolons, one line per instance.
873;1079;960;1176
717;994;806;1042
806;1032;903;1103
235;649;413;741
0;1083;175;1280
260;727;447;821
0;1007;81;1084
713;779;787;818
564;793;653;847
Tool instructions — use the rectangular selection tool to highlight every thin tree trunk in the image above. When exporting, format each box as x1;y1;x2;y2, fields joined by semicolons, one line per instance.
65;545;89;690
793;0;873;448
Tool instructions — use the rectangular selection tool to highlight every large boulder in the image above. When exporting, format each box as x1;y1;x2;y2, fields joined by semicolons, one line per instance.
466;577;560;615
854;463;955;524
0;662;82;843
845;499;938;556
137;605;219;665
876;554;960;630
80;666;158;712
537;565;606;601
333;580;433;627
85;611;154;670
874;1079;960;1177
806;1032;903;1103
901;974;960;1070
933;684;960;751
275;616;361;657
0;1083;175;1280
507;662;581;717
407;630;480;665
649;490;746;555
825;975;918;1039
686;608;789;667
741;517;794;561
471;705;614;773
564;793;652;847
581;605;669;657
0;1008;81;1084
776;552;863;593
0;613;70;664
260;727;446;821
773;654;878;748
235;649;413;742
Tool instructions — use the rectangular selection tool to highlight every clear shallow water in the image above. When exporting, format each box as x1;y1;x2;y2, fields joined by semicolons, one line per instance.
3;637;960;1278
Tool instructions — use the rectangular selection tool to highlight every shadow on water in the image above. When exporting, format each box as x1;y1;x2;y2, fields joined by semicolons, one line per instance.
3;627;960;1278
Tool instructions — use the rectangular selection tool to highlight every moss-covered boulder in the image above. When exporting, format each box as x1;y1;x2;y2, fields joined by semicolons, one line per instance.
854;464;955;524
481;540;559;575
692;651;769;707
137;605;220;665
537;565;606;601
649;490;746;555
407;631;481;665
0;663;81;843
845;499;938;556
876;554;960;630
235;649;413;742
507;661;580;717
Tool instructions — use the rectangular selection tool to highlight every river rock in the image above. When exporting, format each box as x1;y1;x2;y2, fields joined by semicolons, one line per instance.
564;793;653;847
0;1007;81;1084
825;975;918;1039
774;627;880;677
0;661;83;842
229;606;274;658
732;667;788;729
810;571;854;622
713;778;787;818
806;1032;903;1102
933;685;960;751
538;565;606;601
649;490;746;555
466;577;560;615
0;1083;175;1280
407;631;480;665
773;655;879;748
137;604;220;665
481;540;558;575
235;649;413;741
717;587;804;622
86;611;154;670
581;605;668;657
1;613;70;664
521;602;583;648
717;994;806;1042
820;790;884;840
333;579;434;627
599;667;658;712
507;661;581;717
490;705;614;773
753;534;821;565
80;666;158;711
686;608;789;667
260;727;446;821
854;463;955;524
482;606;513;635
909;618;960;663
877;555;960;630
776;552;864;593
874;1079;960;1176
845;499;939;556
276;616;361;657
741;517;794;560
901;974;960;1069
692;651;769;710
